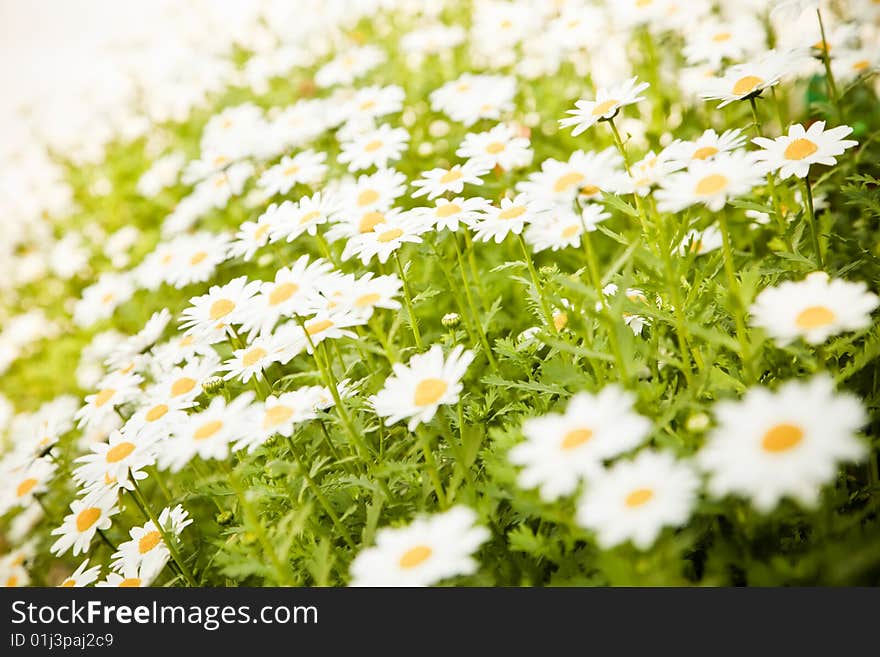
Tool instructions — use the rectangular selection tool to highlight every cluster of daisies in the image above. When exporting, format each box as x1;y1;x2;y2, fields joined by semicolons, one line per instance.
2;0;880;588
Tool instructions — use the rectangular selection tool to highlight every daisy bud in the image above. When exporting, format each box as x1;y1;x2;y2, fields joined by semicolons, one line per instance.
686;413;711;432
442;312;461;328
202;376;225;395
539;264;557;276
215;511;234;526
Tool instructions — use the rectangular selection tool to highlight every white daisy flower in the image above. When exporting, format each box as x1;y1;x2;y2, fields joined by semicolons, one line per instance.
50;489;120;557
576;451;701;550
411;160;491;200
220;332;289;383
349;506;489;586
72;429;157;493
73;273;135;328
165;232;231;289
600;284;651;336
0;457;56;515
524;205;609;253
700;49;804;107
456;122;533;171
96;563;157;588
179;276;262;341
105;310;172;371
122;397;190;441
341;210;430;265
429;74;517;126
228;206;282;262
559;77;649;136
683;15;767;68
239;256;334;336
470;194;552;244
655;151;765;213
752;121;858;180
281;310;362;354
234;389;323;453
410;196;491;232
516;148;624;206
770;0;820;22
678;225;724;256
663;128;747;168
317;272;402;321
111;505;192;580
75;371;143;430
509;386;652;502
315;45;386;88
750;271;879;345
698;376;868;512
146;354;221;410
159;392;256;473
344;85;405;121
338;123;409;172
269;192;338;244
371;344;474;431
257;149;327;196
58;559;102;588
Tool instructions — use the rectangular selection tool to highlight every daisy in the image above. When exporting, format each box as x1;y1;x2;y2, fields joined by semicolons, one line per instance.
576;451;701;550
559;77;649;136
752;121;858;180
678;225;723;256
698;376;867;511
72;273;135;327
179;276;262;341
524;205;609;253
219;332;289;383
409;196;491;232
166;232;231;289
228;205;284;261
429;74;517;126
75;371;143;430
509;387;652;501
317;272;403;320
663;128;747;168
72;429;156;493
341;210;430;265
50;489;120;557
314;45;386;88
683;15;767;67
0;457;56;515
234;389;323;453
280;310;362;354
344;85;405;121
194;161;255;210
470;194;552;244
338;124;409;172
456;123;533;171
96;563;157;588
516;148;624;206
122;396;189;440
600;284;651;336
349;506;489;586
411;160;491;200
371;345;474;431
326;170;409;242
750;271;879;345
257;149;327;196
146;354;221;409
700;49;803;107
111;505;192;580
159;392;256;473
105;310;172;370
655;151;765;213
269;192;338;244
58;559;102;587
618;149;681;197
770;0;820;22
239;256;334;336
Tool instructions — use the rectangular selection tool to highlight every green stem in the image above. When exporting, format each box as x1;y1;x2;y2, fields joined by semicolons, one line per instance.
816;9;842;117
717;212;755;383
130;477;197;587
463;230;490;311
749;97;785;232
418;430;447;507
452;234;498;370
607;118;653;239
801;175;824;269
393;252;423;350
517;233;555;328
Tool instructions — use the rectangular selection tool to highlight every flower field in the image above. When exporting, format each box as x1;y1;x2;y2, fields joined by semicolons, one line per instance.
2;0;880;587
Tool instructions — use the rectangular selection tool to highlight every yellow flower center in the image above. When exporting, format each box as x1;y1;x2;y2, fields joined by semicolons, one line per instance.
399;545;433;569
795;305;836;329
360;99;377;110
194;420;223;440
299;210;321;225
440;170;463;184
554;171;585;193
562;225;580;238
378;228;404;242
732;75;763;96
180;334;195;347
263;405;294;428
6;576;18;587
712;31;732;42
561;428;593;450
269;282;299;305
359;211;385;233
695;174;729;195
242;347;267;366
783;138;818;161
119;578;141;587
209;299;235;320
761;423;804;453
254;224;271;240
307;319;334;335
485;141;506;154
146;404;168;422
171;377;196;397
591;99;619;117
436;203;461;218
853;60;870;71
498;205;527;220
414;378;448;406
76;507;102;532
581;184;601;195
190;251;208;265
61;579;76;587
138;531;162;554
102;293;115;305
106;442;136;463
16;478;38;498
364;139;383;152
94;388;116;408
283;164;301;177
355;293;381;307
357;189;380;207
625;488;655;508
692;146;719;160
